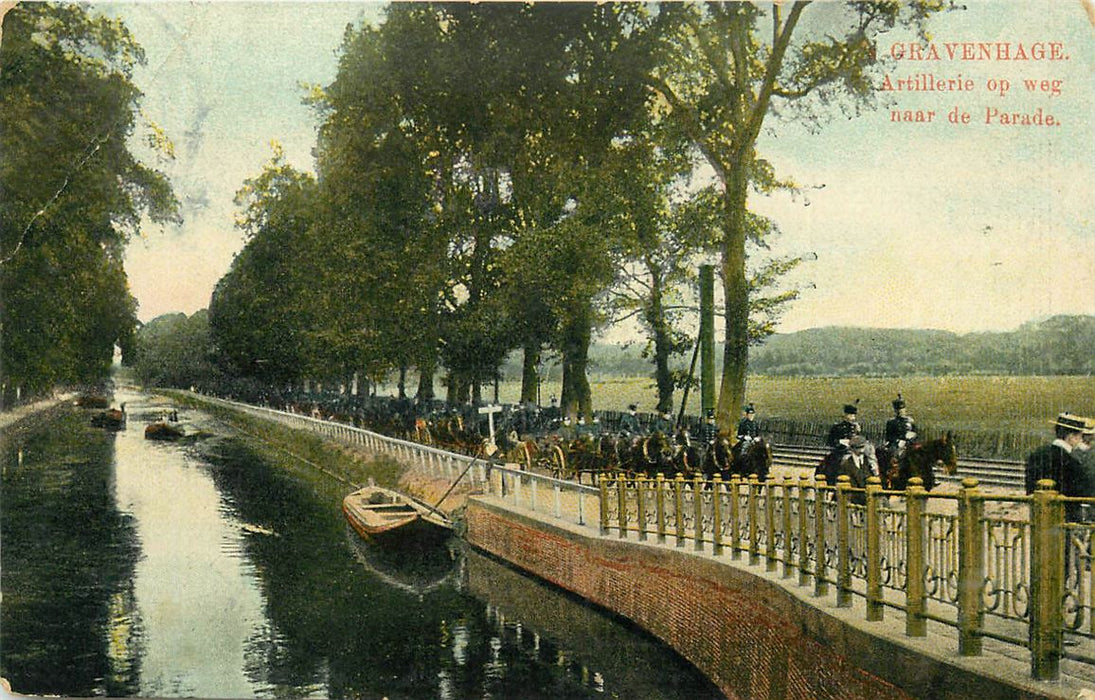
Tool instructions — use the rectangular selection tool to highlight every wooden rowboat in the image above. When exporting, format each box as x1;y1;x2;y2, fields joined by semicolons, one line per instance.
144;422;184;441
342;485;452;542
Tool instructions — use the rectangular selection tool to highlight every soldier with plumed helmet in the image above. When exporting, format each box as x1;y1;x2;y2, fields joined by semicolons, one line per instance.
827;401;862;451
884;393;918;458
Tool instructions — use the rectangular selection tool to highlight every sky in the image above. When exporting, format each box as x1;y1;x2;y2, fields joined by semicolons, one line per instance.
95;1;1094;335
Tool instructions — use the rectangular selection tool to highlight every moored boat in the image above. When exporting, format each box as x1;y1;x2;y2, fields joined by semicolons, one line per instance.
342;485;452;544
90;406;126;430
144;422;184;441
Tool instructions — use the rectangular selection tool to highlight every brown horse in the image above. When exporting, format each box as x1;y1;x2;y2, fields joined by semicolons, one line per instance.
881;432;958;491
730;438;772;481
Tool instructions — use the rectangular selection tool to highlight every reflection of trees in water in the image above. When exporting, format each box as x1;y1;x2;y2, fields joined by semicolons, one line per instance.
1;410;143;697
463;549;724;699
201;437;614;698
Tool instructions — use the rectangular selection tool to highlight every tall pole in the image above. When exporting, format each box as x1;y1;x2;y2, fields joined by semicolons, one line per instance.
699;264;716;416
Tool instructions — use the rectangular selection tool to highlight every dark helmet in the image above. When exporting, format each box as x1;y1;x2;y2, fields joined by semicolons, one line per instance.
843;403;859;415
744;403;755;415
705;408;715;420
892;393;906;411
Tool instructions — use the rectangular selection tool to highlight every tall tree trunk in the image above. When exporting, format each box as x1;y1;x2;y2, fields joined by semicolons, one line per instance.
559;303;593;421
416;356;435;405
520;342;540;404
397;365;407;399
718;170;750;431
645;259;675;414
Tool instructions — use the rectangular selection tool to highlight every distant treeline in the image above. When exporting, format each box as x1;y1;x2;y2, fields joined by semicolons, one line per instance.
526;315;1095;379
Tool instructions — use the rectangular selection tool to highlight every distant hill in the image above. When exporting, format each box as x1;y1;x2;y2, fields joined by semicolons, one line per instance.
514;314;1095;379
750;315;1095;376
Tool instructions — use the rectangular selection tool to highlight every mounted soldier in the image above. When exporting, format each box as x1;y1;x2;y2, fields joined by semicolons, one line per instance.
820;401;876;483
652;409;674;436
884;394;918;460
619;403;641;435
736;403;759;443
827;401;862;451
700;408;719;445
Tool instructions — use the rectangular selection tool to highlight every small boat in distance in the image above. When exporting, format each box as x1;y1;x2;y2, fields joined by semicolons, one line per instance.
90;404;126;430
145;421;184;441
343;485;452;543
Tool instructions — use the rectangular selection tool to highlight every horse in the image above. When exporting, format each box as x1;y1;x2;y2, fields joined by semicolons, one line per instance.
882;432;958;491
729;437;772;481
637;431;675;477
701;436;734;480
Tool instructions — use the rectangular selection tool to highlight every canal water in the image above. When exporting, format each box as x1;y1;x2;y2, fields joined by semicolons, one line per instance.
1;388;722;699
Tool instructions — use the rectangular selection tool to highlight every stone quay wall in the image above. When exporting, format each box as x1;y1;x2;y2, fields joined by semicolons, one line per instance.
465;498;1062;700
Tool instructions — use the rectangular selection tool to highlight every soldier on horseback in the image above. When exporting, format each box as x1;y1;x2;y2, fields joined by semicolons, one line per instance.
884;394;918;459
827;401;862;451
736;403;759;442
619;403;641;435
700;408;719;445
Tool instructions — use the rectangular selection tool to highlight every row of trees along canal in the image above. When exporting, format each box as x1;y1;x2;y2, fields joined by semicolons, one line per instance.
2;3;955;433
0;3;179;405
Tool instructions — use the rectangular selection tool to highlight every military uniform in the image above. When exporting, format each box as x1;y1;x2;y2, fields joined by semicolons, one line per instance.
884;396;918;455
701;419;719;444
885;415;917;449
737;417;759;441
827;418;861;451
653;412;673;435
619;408;641;435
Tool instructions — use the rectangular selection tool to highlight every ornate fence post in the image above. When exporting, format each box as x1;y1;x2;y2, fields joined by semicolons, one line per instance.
617;473;628;538
748;474;761;566
815;475;829;597
783;475;795;579
765;476;778;572
730;475;742;560
694;473;706;552
599;476;610;536
712;475;724;556
836;475;852;608
799;474;811;587
957;477;985;656
674;474;686;547
636;475;647;542
1030;479;1065;680
905;477;927;637
865;476;884;622
655;474;667;544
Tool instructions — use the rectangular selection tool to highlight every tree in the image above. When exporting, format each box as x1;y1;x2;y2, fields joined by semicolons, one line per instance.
209;149;317;386
644;1;949;428
0;3;177;399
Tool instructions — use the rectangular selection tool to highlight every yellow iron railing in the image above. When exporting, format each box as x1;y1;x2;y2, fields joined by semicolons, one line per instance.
599;472;1095;682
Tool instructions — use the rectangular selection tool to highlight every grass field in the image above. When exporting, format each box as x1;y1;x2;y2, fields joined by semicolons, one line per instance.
488;375;1095;438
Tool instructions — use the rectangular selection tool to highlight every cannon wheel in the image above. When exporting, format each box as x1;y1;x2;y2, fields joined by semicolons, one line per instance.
520;441;534;472
551;444;568;479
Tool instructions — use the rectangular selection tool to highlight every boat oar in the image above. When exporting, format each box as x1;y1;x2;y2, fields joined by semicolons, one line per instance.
430;448;486;513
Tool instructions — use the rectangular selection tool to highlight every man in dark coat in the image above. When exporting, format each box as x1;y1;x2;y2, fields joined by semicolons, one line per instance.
619;404;641;435
827;402;862;451
700;408;719;445
1025;413;1091;522
884;394;918;457
737;404;759;442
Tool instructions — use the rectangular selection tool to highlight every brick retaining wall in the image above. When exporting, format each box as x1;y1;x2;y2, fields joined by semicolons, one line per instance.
465;498;1061;699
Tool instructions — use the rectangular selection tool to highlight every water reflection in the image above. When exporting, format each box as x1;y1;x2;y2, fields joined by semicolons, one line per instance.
2;390;721;698
1;408;141;697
